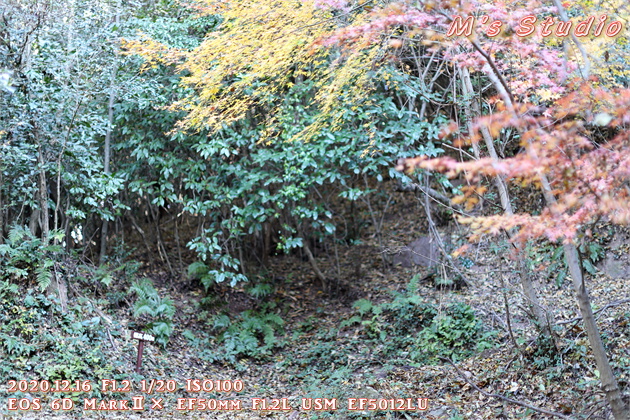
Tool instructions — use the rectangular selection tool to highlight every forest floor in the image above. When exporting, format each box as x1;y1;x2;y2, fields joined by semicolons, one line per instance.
2;190;630;420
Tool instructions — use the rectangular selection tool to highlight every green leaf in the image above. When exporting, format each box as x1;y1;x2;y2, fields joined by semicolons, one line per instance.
354;299;373;316
582;259;598;275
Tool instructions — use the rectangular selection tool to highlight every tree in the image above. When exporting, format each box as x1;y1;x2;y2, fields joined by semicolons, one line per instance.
349;1;628;418
122;0;448;289
300;0;629;417
0;0;130;295
124;0;629;414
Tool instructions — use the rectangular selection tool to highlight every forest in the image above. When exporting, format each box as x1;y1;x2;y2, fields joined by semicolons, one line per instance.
0;0;629;418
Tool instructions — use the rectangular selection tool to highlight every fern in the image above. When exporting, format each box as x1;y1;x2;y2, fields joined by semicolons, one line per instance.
130;278;153;300
353;299;373;316
35;265;52;291
6;266;28;279
247;283;273;299
133;303;156;317
0;225;60;290
129;278;175;348
210;308;285;363
187;261;208;279
408;273;421;293
212;314;231;329
8;225;30;245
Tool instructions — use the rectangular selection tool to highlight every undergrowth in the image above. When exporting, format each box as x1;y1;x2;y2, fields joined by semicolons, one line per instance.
183;277;285;369
280;276;497;418
0;281;128;400
0;225;65;291
0;227;160;407
129;278;176;348
341;275;496;365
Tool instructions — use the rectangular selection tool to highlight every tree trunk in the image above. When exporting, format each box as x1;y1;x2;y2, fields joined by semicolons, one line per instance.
460;67;553;340
482;57;628;419
37;142;50;241
99;5;121;264
565;244;628;419
263;222;271;267
298;227;327;291
0;170;3;244
538;178;629;420
99;78;116;264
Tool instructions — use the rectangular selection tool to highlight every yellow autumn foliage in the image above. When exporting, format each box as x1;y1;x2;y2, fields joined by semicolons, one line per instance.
124;0;397;142
566;0;629;86
173;0;369;137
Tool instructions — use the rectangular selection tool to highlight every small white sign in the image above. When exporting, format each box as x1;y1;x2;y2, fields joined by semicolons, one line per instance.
132;331;155;342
